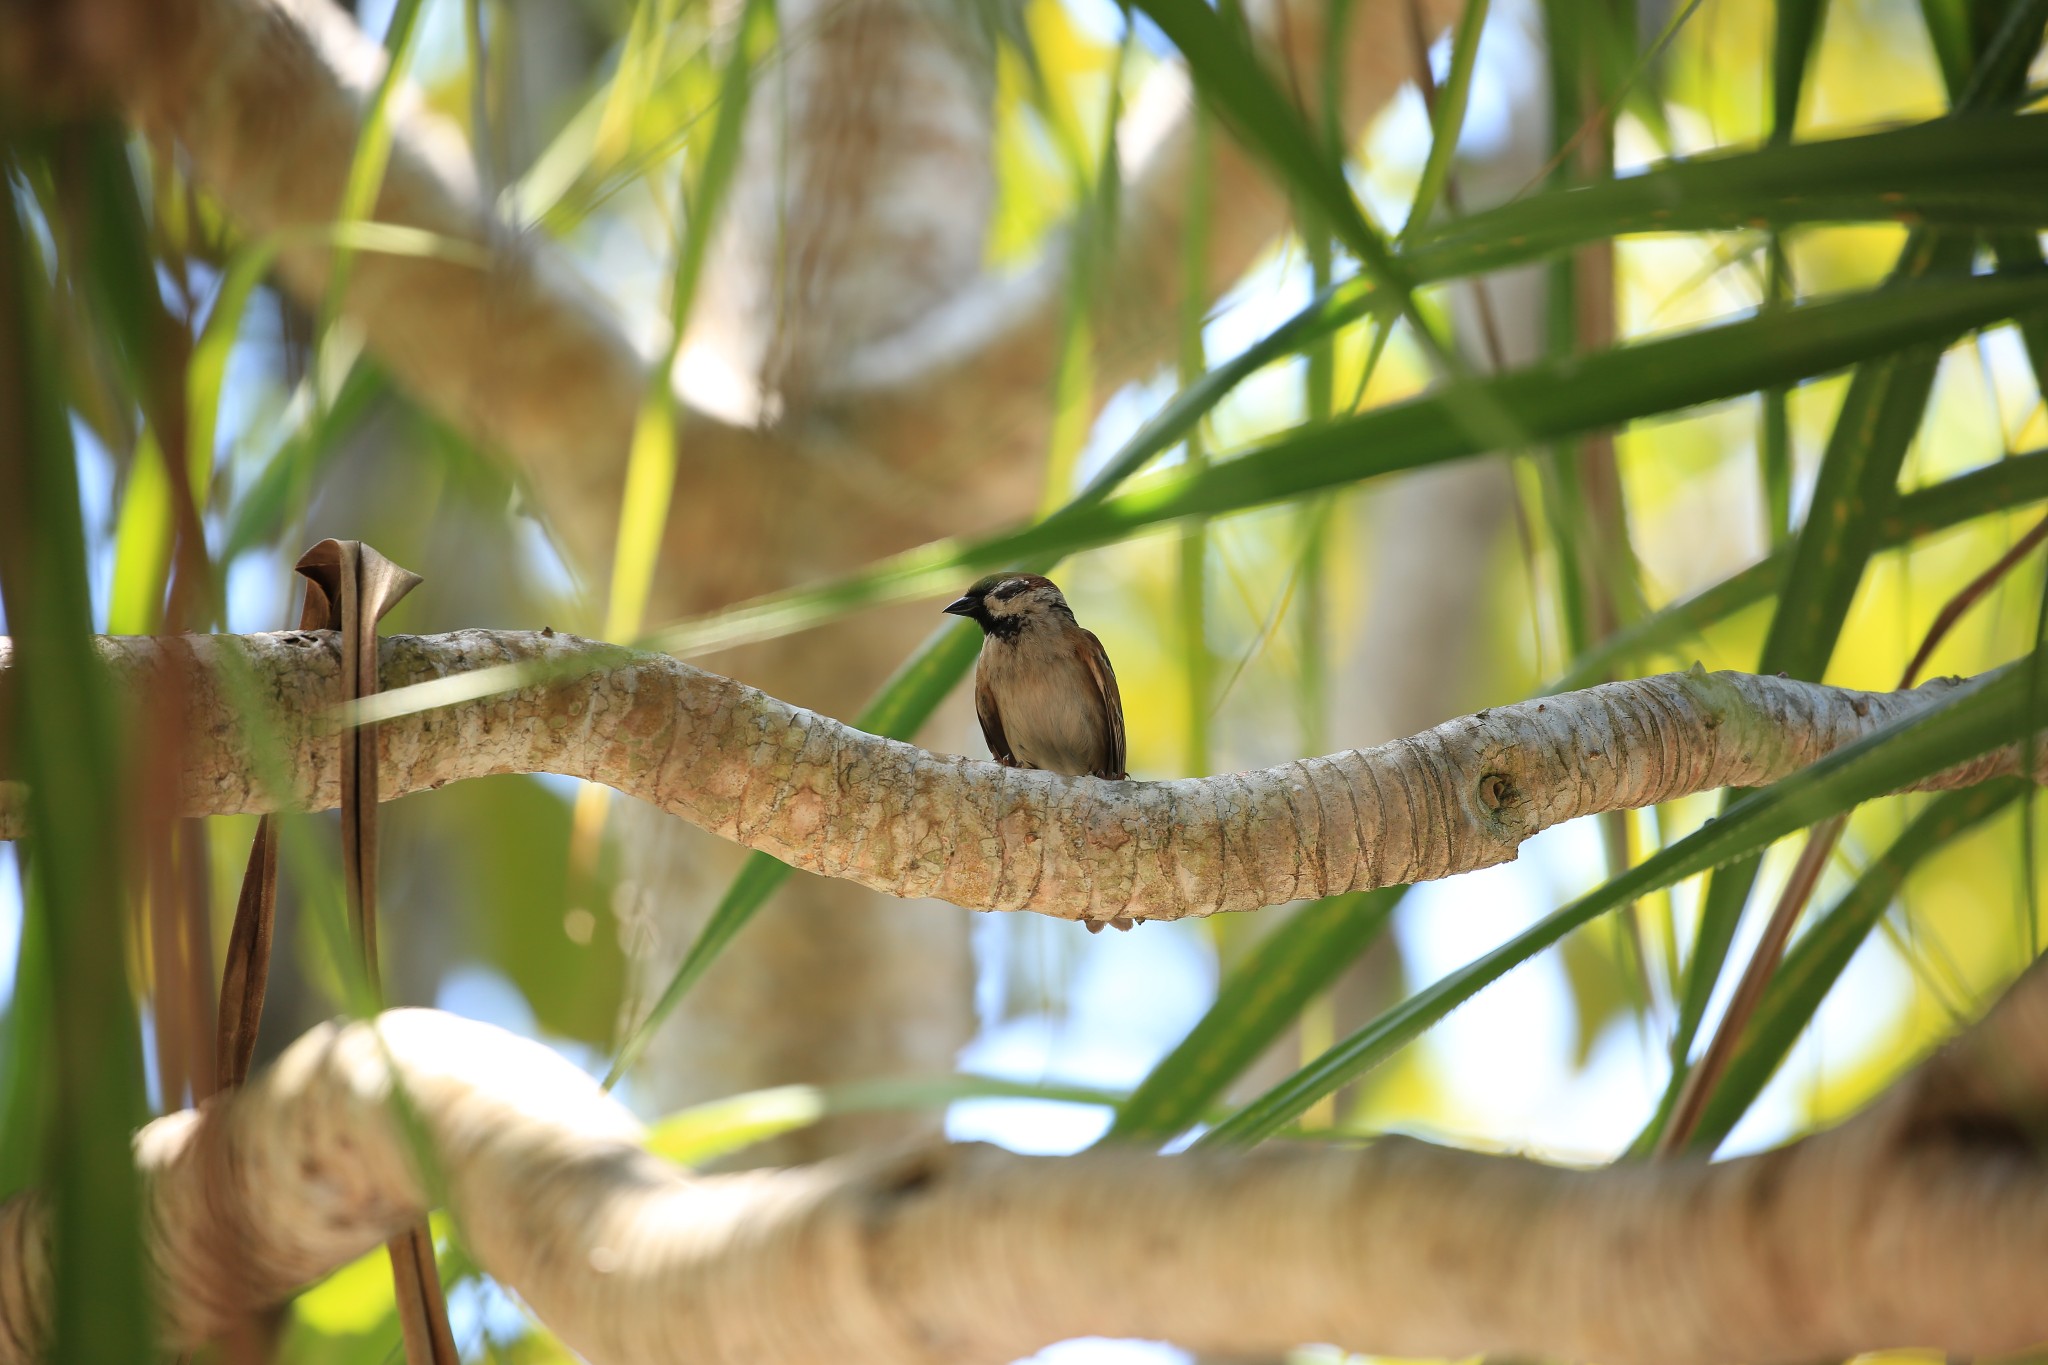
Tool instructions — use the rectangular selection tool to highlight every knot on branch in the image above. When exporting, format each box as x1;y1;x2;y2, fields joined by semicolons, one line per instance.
1676;661;1747;732
1473;770;1529;840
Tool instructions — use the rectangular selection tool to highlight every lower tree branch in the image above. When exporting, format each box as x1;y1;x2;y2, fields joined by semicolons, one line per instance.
4;960;2048;1364
0;629;2034;921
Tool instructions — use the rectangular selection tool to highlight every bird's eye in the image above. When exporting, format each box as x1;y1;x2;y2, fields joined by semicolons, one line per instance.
994;580;1025;601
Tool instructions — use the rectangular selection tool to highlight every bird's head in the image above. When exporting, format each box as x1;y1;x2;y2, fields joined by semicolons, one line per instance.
943;573;1072;634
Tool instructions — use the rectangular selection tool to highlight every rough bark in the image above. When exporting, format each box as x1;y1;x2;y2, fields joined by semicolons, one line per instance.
695;0;998;416
0;630;2031;922
6;964;2048;1364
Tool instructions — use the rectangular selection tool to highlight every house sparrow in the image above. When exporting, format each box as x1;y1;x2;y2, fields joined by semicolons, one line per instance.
944;572;1135;932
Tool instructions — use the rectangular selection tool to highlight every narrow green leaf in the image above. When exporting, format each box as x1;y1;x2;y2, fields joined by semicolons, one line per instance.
1955;0;2048;112
595;0;688;169
56;122;224;646
1128;0;1520;457
107;428;173;634
1656;0;2048;1140
221;363;383;561
1677;779;2025;1155
1540;0;1581;194
53;124;166;415
187;241;280;490
1772;0;1830;143
1199;660;2040;1145
1884;446;2048;537
1760;0;1815;543
645;1084;830;1164
1143;116;2048;436
0;155;152;1362
666;0;771;347
1146;450;2048;1154
1664;237;1967;1127
1037;30;1132;511
605;0;774;643
1126;0;1416;323
1106;888;1404;1143
1410;114;2048;275
0;859;52;1200
354;268;2048;739
1178;108;1215;777
504;79;610;228
1759;250;1796;550
1921;0;1976;94
1405;0;1491;240
192;225;483;525
851;618;989;738
1551;446;2048;691
646;270;2048;658
317;0;428;343
603;845;794;1088
1761;244;1976;678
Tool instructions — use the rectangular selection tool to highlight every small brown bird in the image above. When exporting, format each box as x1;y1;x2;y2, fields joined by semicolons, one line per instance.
944;572;1135;932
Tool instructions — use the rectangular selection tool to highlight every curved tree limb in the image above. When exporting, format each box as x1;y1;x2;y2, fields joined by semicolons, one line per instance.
0;630;2034;922
5;966;2048;1364
6;0;1465;594
10;0;742;580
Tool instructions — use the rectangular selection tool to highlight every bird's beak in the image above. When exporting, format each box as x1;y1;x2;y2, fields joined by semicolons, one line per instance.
942;596;978;617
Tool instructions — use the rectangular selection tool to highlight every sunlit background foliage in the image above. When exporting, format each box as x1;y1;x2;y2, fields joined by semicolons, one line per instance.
6;0;2048;1357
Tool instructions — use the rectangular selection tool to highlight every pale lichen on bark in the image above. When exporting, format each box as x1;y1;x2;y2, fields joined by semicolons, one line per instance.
0;630;2031;924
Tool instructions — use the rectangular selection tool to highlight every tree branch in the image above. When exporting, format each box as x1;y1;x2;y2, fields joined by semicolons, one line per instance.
8;0;1471;597
17;0;688;574
6;960;2048;1364
0;630;2033;923
835;0;1467;426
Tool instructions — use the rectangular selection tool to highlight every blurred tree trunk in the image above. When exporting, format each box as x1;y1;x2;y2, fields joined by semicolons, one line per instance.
611;0;1006;1155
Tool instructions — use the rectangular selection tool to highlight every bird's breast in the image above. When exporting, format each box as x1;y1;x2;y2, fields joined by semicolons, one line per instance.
980;633;1111;778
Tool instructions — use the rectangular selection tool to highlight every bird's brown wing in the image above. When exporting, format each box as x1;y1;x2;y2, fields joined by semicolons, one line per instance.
973;660;1015;765
1078;628;1126;780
